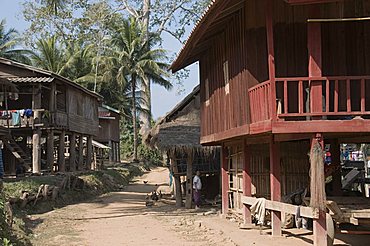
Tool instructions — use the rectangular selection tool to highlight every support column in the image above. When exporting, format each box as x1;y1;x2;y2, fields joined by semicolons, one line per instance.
243;140;252;224
109;140;113;163
117;142;121;163
310;133;327;246
329;139;342;196
174;175;182;207
86;135;93;170
308;6;323;115
185;151;194;209
265;0;277;119
221;146;229;215
69;132;77;172
78;134;84;170
32;129;41;174
47;130;54;171
270;137;281;237
58;131;66;172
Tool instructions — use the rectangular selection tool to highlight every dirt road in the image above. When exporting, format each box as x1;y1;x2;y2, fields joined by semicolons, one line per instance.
29;167;369;246
30;167;236;246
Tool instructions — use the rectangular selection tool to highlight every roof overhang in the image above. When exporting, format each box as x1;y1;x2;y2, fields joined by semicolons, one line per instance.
284;0;342;5
171;0;244;73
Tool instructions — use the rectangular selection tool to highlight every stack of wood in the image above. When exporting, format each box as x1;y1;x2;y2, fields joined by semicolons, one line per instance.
8;174;85;208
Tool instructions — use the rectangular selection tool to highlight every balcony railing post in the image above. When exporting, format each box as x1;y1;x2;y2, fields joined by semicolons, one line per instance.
271;79;277;120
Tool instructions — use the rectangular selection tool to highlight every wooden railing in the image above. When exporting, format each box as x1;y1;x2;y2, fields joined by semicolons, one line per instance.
248;80;272;123
248;76;370;123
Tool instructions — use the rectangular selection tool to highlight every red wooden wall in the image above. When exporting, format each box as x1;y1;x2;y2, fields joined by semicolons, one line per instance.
199;0;370;141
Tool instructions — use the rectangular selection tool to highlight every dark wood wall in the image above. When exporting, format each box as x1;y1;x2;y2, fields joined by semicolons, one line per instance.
68;87;99;136
96;112;120;143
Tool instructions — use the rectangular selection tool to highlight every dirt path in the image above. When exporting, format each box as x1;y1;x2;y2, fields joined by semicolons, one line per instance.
29;167;369;246
30;167;236;246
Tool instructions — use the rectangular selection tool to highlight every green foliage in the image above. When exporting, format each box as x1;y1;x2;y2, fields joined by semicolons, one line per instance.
0;19;31;64
137;144;163;165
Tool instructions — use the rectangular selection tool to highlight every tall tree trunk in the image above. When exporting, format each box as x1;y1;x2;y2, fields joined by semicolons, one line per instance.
132;76;138;161
139;0;152;135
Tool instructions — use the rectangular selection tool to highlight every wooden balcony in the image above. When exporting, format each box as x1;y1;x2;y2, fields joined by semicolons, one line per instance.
248;75;370;134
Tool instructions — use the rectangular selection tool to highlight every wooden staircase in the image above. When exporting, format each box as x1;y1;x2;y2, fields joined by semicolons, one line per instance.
3;135;32;171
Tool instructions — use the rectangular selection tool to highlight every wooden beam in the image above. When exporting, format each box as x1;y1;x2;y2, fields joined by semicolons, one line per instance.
241;196;319;219
266;0;277;120
47;130;54;172
273;119;370;134
310;133;327;246
32;129;41;174
58;131;66;172
221;146;229;215
185;151;194;209
270;137;281;237
78;134;84;170
243;140;252;224
69;132;77;172
86;135;93;170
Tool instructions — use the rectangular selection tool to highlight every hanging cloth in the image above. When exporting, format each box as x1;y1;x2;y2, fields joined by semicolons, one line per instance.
12;111;21;126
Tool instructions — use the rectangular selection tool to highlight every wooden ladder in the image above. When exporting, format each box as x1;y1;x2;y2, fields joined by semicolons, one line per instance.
3;135;32;171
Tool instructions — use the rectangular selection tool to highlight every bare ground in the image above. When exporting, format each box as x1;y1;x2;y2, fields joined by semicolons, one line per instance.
28;167;369;246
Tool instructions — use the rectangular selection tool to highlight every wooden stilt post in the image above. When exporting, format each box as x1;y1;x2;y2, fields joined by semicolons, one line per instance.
86;135;93;170
58;131;66;172
185;150;194;209
175;175;182;207
270;136;281;237
243;140;252;224
221;146;229;215
78;134;84;170
118;142;121;163
32;129;41;174
169;153;182;207
69;132;77;172
310;133;327;246
47;130;54;171
330;139;342;196
109;140;113;163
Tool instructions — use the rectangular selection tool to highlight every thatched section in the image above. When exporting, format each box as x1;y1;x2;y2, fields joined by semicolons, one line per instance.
146;85;215;155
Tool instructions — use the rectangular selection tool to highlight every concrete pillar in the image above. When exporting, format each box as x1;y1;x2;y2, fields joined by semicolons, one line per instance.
32;129;41;174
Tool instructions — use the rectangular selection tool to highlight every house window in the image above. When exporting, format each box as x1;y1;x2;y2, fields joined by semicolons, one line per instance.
205;78;210;106
223;60;230;94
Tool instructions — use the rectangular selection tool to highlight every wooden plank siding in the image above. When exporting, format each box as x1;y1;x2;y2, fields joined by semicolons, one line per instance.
200;1;268;140
198;0;370;144
226;140;309;209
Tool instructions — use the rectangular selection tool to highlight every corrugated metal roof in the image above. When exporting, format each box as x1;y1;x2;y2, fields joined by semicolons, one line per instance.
7;77;54;83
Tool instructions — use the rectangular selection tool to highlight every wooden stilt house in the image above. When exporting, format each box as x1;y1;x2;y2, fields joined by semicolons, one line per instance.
96;104;121;165
0;58;102;175
146;86;220;208
172;0;370;245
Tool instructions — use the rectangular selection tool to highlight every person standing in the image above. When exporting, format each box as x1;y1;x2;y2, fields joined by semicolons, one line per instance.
193;170;202;209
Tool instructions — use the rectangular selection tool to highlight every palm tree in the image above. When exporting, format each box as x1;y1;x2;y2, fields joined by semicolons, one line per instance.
102;17;172;160
0;19;31;64
30;36;65;73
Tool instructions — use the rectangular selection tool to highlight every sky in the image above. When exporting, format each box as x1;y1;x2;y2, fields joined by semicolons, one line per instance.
0;0;199;120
